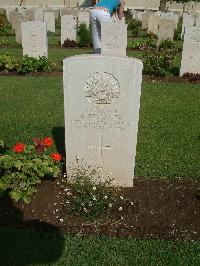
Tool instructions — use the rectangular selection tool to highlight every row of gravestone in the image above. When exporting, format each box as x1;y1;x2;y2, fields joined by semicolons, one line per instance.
5;6;200;77
128;1;200;14
21;19;127;58
7;8;91;44
132;9;200;51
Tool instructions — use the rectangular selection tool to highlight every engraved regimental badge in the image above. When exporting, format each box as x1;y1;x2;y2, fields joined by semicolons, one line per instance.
84;72;120;105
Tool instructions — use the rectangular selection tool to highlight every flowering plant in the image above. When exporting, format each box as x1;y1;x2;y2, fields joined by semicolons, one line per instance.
0;137;62;204
63;163;125;220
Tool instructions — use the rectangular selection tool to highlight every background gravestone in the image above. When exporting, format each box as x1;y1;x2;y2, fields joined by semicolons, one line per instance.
34;8;44;21
181;14;195;38
61;15;76;44
180;26;200;76
44;11;55;32
157;18;175;44
22;21;48;58
15;15;28;44
63;55;143;187
78;11;90;28
101;21;127;56
148;14;160;35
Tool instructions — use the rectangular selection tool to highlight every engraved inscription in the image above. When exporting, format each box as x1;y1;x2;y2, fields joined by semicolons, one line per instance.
191;30;200;43
84;72;120;105
71;109;129;131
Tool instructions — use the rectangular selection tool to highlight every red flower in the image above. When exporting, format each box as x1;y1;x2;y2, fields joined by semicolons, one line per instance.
12;143;25;153
50;153;62;161
43;137;53;147
32;138;45;154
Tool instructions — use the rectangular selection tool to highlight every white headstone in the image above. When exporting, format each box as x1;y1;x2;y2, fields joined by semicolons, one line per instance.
157;18;176;44
180;26;200;76
181;13;195;38
196;16;200;26
148;14;160;35
34;8;44;21
22;21;48;58
142;12;148;30
101;21;127;56
15;15;28;44
78;11;90;28
44;11;55;32
61;15;77;44
63;55;143;187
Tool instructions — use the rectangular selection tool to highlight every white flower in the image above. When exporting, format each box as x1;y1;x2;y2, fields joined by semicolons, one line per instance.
109;203;112;208
65;201;70;204
67;192;72;196
92;196;96;201
64;188;69;192
59;219;63;222
130;202;134;205
119;207;123;211
92;186;96;191
104;196;108;199
83;207;87;212
120;196;124;200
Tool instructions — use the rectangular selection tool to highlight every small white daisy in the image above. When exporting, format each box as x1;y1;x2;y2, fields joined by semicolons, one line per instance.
119;207;123;211
92;186;96;191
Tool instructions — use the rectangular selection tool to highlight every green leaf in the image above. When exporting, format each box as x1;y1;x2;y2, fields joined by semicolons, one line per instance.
9;190;21;202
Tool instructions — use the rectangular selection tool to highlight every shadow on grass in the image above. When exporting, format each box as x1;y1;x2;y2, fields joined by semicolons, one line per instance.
0;195;64;266
52;127;65;157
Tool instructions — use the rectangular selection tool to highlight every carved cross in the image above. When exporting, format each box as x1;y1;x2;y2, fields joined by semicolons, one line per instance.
100;135;112;159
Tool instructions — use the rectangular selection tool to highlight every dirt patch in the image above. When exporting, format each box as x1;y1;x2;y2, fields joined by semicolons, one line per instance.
0;177;199;241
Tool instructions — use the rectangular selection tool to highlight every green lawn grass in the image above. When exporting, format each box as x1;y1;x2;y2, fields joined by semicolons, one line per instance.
0;76;200;180
0;227;199;266
0;45;182;72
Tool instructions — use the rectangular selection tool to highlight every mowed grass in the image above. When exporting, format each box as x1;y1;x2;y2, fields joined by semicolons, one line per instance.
0;44;181;71
0;227;199;266
0;76;200;179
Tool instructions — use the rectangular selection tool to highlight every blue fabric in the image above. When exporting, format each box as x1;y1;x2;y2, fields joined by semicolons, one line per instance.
95;0;121;14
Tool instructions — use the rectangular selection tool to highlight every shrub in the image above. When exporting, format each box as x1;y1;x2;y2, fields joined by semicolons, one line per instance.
0;13;8;35
63;164;126;220
139;38;156;50
158;39;175;50
170;66;180;77
17;56;52;74
77;23;92;47
0;137;62;203
0;37;9;46
131;39;156;49
63;38;77;48
55;16;61;29
142;45;177;77
127;18;141;37
0;52;17;71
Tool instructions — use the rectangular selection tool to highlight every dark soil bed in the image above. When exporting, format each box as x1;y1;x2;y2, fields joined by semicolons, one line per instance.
0;71;200;84
0;177;199;241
